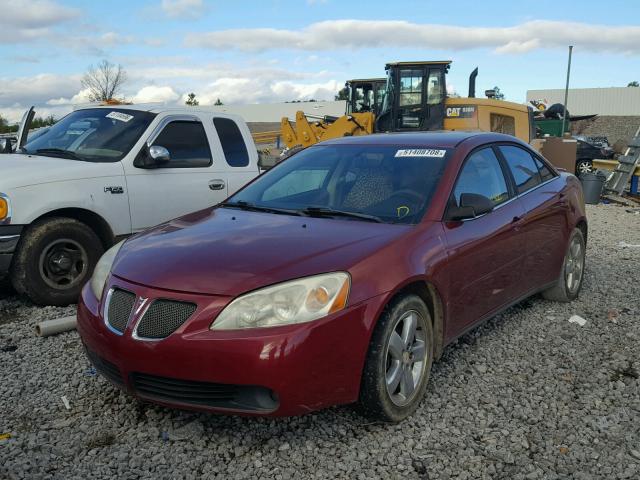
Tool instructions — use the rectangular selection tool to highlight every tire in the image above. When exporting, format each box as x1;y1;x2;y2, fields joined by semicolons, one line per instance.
542;228;586;302
358;294;434;422
576;159;593;176
11;217;104;306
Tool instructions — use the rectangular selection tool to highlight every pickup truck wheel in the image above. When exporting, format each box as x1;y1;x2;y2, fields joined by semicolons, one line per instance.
11;218;103;306
358;294;433;422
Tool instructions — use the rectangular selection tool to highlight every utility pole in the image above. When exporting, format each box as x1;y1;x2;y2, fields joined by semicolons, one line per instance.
561;45;573;136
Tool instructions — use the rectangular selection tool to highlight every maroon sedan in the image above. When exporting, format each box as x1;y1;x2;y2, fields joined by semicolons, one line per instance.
78;132;587;422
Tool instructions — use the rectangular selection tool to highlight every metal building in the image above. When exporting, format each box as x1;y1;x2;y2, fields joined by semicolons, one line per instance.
526;87;640;116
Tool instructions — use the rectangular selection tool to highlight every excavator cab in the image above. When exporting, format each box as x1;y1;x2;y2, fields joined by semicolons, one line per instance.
346;78;387;115
375;61;450;132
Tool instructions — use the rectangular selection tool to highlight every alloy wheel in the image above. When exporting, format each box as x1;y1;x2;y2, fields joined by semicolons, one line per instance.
565;235;584;294
384;310;427;406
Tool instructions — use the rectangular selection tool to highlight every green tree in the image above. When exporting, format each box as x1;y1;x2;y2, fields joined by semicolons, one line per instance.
628;81;639;87
213;98;223;106
185;93;199;106
335;87;349;101
492;86;505;100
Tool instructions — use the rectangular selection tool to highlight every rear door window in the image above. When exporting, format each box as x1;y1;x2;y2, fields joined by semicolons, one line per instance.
214;117;250;167
453;148;510;207
499;145;542;194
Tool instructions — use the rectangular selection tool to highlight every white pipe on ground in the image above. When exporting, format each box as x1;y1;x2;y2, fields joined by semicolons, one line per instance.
35;316;77;337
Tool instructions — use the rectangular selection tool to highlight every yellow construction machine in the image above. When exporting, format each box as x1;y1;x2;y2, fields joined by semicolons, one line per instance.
280;61;534;150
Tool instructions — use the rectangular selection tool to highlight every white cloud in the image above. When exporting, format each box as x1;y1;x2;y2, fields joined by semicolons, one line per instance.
132;86;180;103
0;0;79;43
161;0;205;19
100;32;135;46
185;19;640;55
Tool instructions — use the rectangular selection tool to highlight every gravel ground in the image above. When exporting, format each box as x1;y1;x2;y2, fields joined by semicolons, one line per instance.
1;203;639;480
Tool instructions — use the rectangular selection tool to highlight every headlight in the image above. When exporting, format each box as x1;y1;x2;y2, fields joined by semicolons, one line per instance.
211;272;350;330
90;241;125;300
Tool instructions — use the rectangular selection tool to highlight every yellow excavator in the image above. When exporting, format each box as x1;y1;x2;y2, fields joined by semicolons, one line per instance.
280;61;534;151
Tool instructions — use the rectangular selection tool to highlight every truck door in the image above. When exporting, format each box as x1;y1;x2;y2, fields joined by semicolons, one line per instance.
124;114;229;231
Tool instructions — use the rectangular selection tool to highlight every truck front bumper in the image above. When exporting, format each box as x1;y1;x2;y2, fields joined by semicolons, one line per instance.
0;226;23;279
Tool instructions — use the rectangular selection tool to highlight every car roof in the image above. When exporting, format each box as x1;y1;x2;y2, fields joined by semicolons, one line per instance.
73;104;246;122
316;131;518;148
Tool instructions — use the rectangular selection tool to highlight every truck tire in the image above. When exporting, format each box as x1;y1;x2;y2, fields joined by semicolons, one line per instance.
358;294;433;422
11;217;104;306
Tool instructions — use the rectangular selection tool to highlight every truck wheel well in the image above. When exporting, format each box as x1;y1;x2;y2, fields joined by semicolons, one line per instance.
36;209;115;249
389;281;445;360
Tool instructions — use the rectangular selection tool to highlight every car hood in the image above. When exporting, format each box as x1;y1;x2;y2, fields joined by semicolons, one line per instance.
112;207;412;296
0;153;122;189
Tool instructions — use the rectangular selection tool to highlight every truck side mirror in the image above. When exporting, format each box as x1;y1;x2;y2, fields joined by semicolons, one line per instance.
148;145;171;164
0;138;13;154
134;144;171;168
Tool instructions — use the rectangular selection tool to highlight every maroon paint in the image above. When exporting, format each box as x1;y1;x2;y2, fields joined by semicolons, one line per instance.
77;132;587;416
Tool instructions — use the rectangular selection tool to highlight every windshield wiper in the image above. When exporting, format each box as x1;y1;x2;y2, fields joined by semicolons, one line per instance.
34;148;84;161
220;200;303;216
300;206;383;223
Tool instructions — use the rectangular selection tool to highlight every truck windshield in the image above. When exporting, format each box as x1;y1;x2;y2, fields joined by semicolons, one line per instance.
226;144;449;225
22;108;156;162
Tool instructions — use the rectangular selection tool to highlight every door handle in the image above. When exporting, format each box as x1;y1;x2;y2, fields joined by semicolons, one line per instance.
209;179;226;191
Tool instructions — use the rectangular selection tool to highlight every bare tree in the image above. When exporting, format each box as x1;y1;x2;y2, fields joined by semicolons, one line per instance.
81;60;127;102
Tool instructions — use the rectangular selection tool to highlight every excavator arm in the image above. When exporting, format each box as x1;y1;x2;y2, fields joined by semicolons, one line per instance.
280;111;375;149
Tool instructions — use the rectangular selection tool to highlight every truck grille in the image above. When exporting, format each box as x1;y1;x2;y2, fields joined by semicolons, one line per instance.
106;288;136;333
135;300;196;339
130;373;278;412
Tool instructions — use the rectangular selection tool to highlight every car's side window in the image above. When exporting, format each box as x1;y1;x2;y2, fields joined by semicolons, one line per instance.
213;117;250;167
534;156;555;182
453;148;510;207
499;145;542;194
152;121;212;168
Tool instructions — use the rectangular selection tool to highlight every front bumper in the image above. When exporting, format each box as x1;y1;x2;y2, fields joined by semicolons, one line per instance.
0;226;22;279
77;276;386;416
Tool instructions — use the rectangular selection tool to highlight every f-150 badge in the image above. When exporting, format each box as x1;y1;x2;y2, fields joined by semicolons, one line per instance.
104;186;124;194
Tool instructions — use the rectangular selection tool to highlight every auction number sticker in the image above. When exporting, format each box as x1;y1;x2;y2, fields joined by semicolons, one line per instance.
395;149;447;158
106;111;134;122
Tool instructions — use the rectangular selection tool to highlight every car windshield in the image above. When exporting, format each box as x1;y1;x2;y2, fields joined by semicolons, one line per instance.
21;108;156;162
227;144;450;224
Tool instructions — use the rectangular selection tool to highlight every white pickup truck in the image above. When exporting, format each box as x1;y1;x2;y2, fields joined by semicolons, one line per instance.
0;105;261;305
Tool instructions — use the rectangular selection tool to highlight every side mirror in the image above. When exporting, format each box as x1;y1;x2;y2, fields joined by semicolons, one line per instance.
148;145;170;164
0;138;13;154
135;145;171;168
448;193;494;220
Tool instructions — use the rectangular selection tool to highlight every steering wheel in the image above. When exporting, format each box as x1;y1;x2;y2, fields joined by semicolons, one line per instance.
388;189;423;205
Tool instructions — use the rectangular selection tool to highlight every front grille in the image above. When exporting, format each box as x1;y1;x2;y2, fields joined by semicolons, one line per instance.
107;289;136;333
130;373;278;412
85;348;124;386
135;299;197;339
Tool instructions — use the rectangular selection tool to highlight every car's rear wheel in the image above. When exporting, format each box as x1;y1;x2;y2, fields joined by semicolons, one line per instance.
542;228;586;302
11;218;103;306
358;294;433;422
576;159;593;175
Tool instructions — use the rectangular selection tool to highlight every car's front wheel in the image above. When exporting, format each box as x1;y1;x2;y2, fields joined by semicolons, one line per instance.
576;159;593;175
358;294;433;422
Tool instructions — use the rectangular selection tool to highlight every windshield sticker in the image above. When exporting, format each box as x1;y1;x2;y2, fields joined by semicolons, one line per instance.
106;111;134;123
395;149;446;158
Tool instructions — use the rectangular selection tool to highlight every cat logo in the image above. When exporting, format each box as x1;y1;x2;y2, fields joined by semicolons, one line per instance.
104;186;124;194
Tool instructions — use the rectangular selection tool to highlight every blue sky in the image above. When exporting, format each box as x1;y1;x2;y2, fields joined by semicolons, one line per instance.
1;0;639;122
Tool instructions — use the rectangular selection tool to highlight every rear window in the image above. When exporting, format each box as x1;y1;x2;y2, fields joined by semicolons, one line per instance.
214;118;249;167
